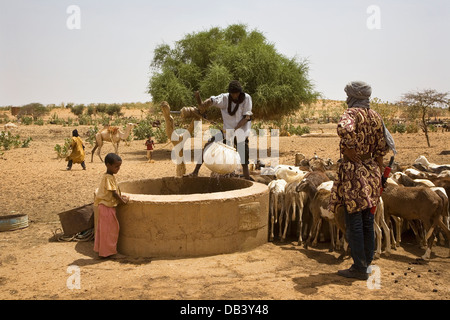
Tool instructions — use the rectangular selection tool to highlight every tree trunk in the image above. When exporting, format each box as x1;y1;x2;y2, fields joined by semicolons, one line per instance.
421;113;431;147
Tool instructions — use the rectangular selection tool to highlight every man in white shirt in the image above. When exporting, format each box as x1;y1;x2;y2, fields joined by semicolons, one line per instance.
188;80;253;180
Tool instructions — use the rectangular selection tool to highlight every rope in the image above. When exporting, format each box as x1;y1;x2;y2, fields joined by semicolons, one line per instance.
53;228;95;242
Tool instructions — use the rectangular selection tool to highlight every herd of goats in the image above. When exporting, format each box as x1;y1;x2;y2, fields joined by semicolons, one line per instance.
250;154;450;261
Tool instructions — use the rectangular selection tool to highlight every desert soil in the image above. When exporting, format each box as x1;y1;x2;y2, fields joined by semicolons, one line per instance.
0;107;449;301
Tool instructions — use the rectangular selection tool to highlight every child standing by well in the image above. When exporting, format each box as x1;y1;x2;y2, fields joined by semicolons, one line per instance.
145;135;155;163
94;153;129;258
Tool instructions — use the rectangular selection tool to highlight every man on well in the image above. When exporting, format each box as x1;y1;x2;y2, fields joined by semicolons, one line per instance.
188;80;253;180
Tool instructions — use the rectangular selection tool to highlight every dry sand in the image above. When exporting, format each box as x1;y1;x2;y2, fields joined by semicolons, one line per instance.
0;107;449;302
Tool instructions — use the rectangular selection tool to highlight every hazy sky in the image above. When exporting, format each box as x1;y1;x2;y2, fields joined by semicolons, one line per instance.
1;0;449;106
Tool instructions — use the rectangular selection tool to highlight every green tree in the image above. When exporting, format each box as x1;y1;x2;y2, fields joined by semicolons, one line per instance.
148;24;318;118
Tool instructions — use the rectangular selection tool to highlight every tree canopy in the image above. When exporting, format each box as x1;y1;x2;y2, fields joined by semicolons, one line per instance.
400;89;449;147
148;24;319;118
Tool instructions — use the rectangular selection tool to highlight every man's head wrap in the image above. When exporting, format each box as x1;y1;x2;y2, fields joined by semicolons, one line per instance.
344;81;372;109
344;81;397;154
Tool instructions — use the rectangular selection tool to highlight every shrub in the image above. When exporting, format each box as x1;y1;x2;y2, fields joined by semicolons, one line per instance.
154;125;168;143
54;138;71;159
406;123;419;133
71;104;85;116
105;104;122;116
86;125;99;146
0;131;32;150
34;118;44;126
78;114;92;125
133;119;154;140
21;116;33;125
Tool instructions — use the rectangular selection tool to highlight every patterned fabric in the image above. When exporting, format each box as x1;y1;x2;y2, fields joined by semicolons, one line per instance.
329;107;389;214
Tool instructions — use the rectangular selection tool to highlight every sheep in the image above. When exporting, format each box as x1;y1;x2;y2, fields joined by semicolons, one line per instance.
404;168;433;179
427;176;450;200
381;183;450;260
390;173;449;246
278;168;314;243
438;170;450;178
292;171;331;242
3;122;18;131
414;155;450;174
296;178;339;252
281;181;308;244
372;198;392;258
309;155;335;173
267;179;287;241
392;172;436;187
331;197;391;259
274;165;308;183
431;187;449;246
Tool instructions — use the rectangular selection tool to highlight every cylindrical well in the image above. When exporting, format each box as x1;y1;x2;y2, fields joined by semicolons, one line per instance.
113;177;269;258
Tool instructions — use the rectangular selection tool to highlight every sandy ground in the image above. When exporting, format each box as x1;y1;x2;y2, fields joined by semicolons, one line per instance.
0;107;449;302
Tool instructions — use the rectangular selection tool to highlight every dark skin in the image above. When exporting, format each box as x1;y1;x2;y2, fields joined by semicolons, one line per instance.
106;160;129;205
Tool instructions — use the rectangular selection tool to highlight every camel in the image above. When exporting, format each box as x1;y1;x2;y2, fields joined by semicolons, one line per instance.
90;123;135;162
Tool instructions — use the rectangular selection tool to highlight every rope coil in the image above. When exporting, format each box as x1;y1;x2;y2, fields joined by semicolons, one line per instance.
52;228;94;242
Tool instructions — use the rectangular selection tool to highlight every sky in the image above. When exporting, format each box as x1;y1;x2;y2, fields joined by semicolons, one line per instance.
0;0;449;106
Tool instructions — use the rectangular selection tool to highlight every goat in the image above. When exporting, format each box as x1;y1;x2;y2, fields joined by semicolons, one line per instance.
381;184;450;259
267;179;287;241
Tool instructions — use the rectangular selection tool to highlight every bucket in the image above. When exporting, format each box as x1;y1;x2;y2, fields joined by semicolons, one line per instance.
0;214;29;232
203;142;241;174
58;203;94;236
